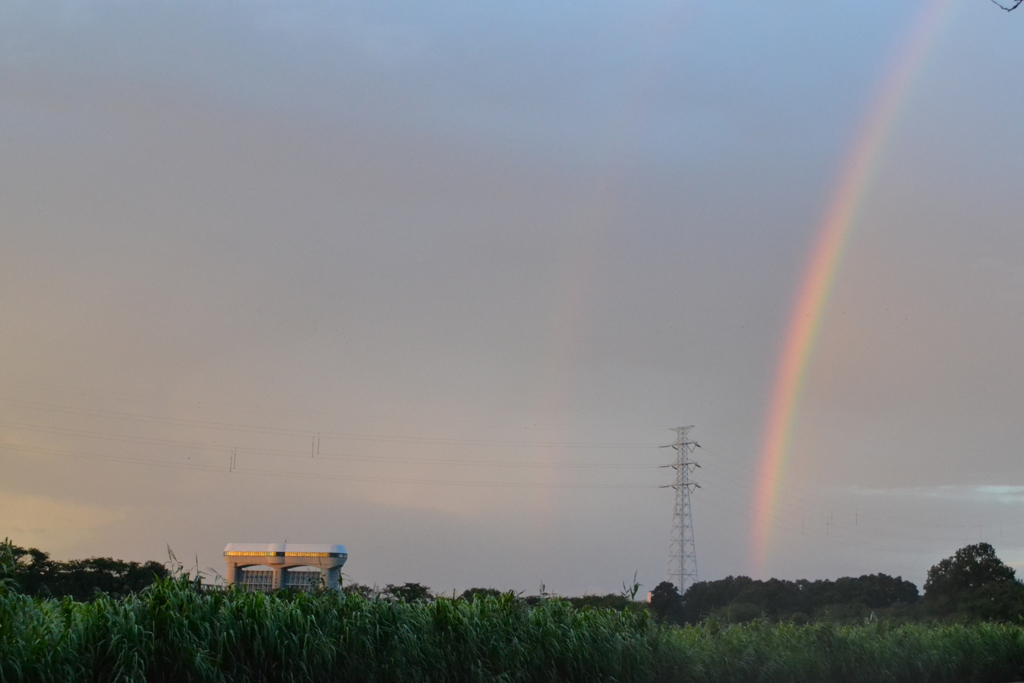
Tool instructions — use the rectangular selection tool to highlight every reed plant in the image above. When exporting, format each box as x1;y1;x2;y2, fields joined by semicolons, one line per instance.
2;578;1024;683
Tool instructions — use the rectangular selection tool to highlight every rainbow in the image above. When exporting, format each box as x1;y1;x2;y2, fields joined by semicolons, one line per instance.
750;0;959;574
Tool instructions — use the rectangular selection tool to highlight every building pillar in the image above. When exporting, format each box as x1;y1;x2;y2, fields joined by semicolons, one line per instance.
272;567;285;590
225;561;245;586
322;566;341;591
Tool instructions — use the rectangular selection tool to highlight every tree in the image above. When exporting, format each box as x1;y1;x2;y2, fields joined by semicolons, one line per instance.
962;580;1024;621
680;576;754;623
49;557;168;600
0;539;18;595
648;581;684;624
924;543;1018;600
567;593;634;611
383;582;433;602
825;574;918;609
459;587;502;602
1;539;167;600
342;582;378;599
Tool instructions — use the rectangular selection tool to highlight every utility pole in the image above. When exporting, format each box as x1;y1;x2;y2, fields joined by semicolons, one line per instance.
662;426;699;593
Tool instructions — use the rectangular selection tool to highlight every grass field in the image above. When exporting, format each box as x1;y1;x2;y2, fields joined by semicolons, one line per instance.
2;578;1024;682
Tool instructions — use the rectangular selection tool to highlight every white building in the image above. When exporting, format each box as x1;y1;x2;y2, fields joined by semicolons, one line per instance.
223;543;347;591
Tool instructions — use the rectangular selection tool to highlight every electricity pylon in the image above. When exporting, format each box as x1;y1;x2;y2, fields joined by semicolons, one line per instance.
663;426;699;593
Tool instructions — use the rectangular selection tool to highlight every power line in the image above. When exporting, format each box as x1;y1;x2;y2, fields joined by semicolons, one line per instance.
0;398;659;449
0;443;662;490
0;379;671;433
5;392;1023;553
0;421;663;469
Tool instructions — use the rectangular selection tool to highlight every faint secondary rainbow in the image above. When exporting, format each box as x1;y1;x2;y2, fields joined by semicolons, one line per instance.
750;0;958;574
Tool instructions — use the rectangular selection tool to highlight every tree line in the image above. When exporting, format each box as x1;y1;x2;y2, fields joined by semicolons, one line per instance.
4;538;1023;624
1;539;168;601
649;542;1024;624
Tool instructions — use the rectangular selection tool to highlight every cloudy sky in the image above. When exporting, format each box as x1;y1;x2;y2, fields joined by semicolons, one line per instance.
2;0;1023;596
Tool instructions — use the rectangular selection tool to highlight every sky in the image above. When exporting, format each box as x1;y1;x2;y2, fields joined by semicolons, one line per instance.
2;0;1023;597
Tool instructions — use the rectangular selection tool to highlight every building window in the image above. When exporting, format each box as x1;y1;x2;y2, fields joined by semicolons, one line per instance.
241;567;273;592
286;568;321;591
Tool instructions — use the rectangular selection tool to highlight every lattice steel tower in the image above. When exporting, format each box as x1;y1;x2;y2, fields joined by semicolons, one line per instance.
663;426;699;592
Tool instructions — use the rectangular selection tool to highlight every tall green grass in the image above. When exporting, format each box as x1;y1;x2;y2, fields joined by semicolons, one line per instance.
2;578;1024;682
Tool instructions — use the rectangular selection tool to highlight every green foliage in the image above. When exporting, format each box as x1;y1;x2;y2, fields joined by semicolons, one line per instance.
671;545;1021;626
0;539;18;595
382;581;433;602
1;540;168;600
3;580;1024;683
922;543;1024;622
0;578;672;683
566;593;637;611
648;580;683;624
340;582;377;599
6;541;1024;682
459;587;503;602
715;602;763;624
962;581;1024;622
925;543;1018;599
667;620;1024;683
681;573;919;624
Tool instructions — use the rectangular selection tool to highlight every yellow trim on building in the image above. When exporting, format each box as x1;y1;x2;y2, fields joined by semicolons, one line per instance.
224;551;281;556
285;552;332;557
